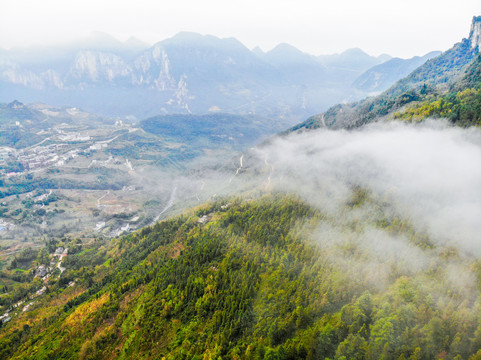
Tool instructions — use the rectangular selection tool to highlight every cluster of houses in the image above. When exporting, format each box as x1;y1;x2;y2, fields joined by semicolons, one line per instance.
0;143;81;174
14;144;80;171
0;246;71;324
0;124;114;176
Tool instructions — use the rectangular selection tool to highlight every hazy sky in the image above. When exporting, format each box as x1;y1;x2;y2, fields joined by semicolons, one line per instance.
1;0;480;58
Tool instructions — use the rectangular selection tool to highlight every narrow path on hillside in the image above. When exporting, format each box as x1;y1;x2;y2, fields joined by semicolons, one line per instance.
150;185;177;225
97;190;110;207
229;154;244;183
57;258;65;275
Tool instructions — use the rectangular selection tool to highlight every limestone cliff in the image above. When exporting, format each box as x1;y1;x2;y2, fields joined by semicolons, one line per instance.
469;16;481;49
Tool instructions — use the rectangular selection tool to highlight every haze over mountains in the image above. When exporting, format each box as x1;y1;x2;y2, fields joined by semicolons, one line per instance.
0;31;436;122
352;51;442;93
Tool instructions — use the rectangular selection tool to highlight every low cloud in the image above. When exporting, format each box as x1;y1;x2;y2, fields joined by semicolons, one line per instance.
257;120;481;256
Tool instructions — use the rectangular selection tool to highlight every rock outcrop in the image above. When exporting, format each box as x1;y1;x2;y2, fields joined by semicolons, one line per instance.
469;16;481;50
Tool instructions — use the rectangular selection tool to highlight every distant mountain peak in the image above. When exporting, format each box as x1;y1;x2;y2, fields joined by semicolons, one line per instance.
163;31;225;46
252;46;264;57
160;32;249;53
340;47;370;57
469;16;481;49
68;32;150;55
264;43;318;66
88;31;119;41
81;31;124;49
269;43;303;54
169;31;206;42
7;100;25;109
377;53;392;62
124;36;150;48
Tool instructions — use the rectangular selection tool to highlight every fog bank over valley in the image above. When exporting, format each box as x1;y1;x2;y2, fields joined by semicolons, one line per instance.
257;121;481;255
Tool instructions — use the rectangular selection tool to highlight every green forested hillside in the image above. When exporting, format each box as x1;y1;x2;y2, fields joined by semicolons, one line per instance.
2;192;481;359
292;35;481;131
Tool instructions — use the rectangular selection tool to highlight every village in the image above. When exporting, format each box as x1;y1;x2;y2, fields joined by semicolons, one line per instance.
0;246;71;325
0;118;156;280
0;120;137;175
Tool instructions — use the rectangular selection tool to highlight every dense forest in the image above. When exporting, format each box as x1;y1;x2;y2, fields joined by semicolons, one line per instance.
1;192;481;359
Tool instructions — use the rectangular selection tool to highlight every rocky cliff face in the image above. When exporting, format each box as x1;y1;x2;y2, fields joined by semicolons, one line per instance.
69;51;132;83
469;16;481;49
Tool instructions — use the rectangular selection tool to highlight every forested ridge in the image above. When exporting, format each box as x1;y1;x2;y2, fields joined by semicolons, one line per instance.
292;46;481;131
1;192;481;359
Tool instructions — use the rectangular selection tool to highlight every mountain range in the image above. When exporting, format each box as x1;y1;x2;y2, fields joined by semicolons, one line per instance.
0;32;435;122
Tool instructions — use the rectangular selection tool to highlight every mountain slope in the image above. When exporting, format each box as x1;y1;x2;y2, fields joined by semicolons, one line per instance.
293;16;481;131
1;193;480;359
